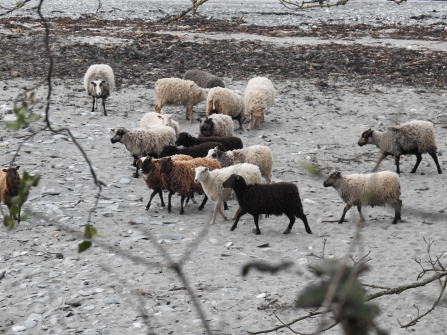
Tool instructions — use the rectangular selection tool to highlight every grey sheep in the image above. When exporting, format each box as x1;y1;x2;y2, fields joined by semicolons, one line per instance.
83;64;115;116
358;120;442;174
198;114;234;137
110;126;176;178
183;69;225;88
323;170;402;224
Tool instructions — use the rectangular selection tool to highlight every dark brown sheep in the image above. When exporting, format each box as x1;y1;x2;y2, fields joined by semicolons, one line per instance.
158;142;226;159
175;132;243;151
222;174;312;235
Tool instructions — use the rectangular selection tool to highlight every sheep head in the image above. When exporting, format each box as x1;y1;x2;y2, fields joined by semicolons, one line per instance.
90;80;106;96
358;128;373;146
110;128;126;144
223;174;245;189
323;170;341;188
194;166;209;184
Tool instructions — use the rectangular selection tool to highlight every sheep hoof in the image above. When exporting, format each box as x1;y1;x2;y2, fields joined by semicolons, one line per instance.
133;173;139;178
198;206;204;211
255;231;261;235
338;221;344;224
282;230;291;235
145;207;149;211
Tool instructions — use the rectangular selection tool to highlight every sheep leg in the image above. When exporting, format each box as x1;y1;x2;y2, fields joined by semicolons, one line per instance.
410;153;421;173
167;191;174;213
186;104;193;122
145;189;160;210
283;215;295;235
356;204;365;222
179;195;187;215
428;152;443;174
231;209;248;231
190;193;198;204
394;155;401;174
338;204;352;224
253;214;262;235
246;118;252;131
391;200;402;224
91;97;96;112
216;200;228;220
223;201;229;210
372;153;386;173
232;206;241;219
198;195;208;210
238;115;246;131
158;190;165;208
296;212;312;234
102;98;107;116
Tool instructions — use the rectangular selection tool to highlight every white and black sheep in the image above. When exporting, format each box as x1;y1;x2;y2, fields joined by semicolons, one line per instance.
140;112;180;138
83;64;115;116
358;120;442;174
158;157;220;214
207;145;273;183
206;87;245;130
0;166;22;223
198;114;234;137
158;142;226;159
110;126;176;178
323;170;402;224
154;78;209;123
222;174;312;235
194;164;263;225
175;132;243;151
244;77;275;130
183;69;225;88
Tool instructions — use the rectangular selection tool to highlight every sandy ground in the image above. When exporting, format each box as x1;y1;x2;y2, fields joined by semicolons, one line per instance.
1;1;447;335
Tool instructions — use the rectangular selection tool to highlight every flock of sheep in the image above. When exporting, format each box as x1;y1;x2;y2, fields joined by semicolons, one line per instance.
0;66;443;236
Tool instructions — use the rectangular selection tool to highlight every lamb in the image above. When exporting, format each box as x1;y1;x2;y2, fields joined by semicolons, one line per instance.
154;78;209;123
139;155;192;211
110;126;176;178
158;142;226;159
206;87;245;130
175;132;243;151
222;174;312;235
183;69;225;88
323;170;402;224
159;157;220;214
198;114;234;137
83;64;115;116
140;112;180;138
207;145;273;183
358;120;442;174
194;164;263;225
0;166;22;223
244;77;275;130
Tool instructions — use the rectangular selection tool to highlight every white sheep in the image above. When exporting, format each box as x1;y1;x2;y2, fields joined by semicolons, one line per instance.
110;126;176;178
140;112;180;138
154;78;209;123
207;145;273;183
323;170;402;224
83;64;115;116
194;163;263;225
244;77;275;130
358;120;442;174
206;87;245;130
183;69;225;88
198;114;234;137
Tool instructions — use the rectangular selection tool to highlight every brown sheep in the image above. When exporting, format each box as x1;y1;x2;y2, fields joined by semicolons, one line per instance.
0;166;22;223
159;157;220;214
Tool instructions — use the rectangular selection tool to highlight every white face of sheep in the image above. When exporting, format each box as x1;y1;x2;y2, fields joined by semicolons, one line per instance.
160;114;171;127
90;80;105;96
194;167;209;184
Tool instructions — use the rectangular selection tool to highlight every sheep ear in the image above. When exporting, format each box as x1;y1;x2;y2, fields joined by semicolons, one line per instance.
2;169;7;172
111;128;115;132
158;115;162;119
336;171;341;177
214;146;218;150
236;175;239;180
15;166;20;171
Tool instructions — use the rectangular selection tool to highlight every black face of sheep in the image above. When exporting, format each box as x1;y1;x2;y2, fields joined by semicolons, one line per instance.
323;171;341;187
358;128;373;147
210;148;223;159
175;132;192;146
140;157;155;175
223;174;312;236
199;118;214;137
110;128;125;144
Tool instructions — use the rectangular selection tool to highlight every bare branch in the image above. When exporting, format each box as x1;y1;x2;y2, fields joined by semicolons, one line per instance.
164;0;210;24
0;0;32;17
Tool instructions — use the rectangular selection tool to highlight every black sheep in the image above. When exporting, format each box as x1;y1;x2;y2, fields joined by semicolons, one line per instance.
175;132;243;151
222;174;312;235
158;142;226;159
